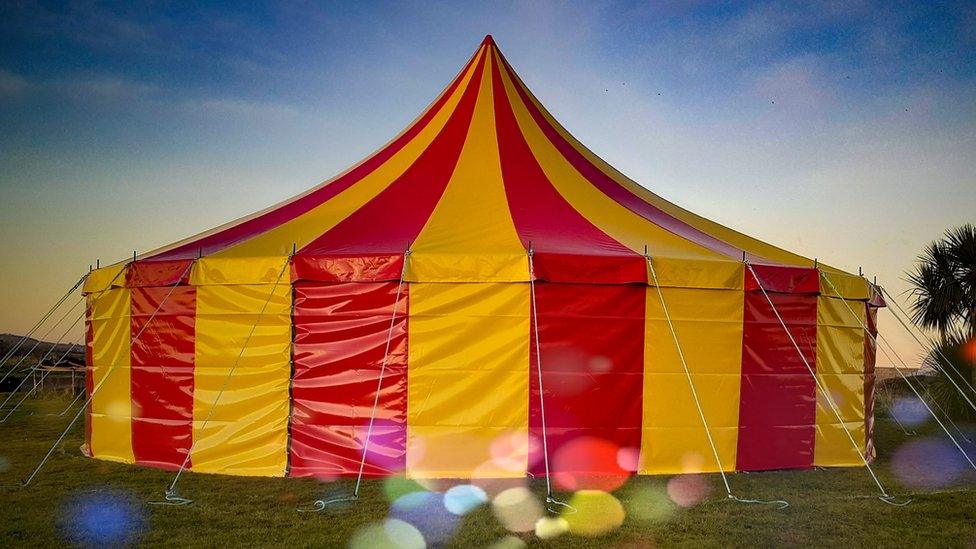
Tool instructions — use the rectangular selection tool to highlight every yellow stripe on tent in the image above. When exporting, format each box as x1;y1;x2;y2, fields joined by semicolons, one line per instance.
406;282;530;478
213;48;487;259
89;288;134;464
639;286;743;474
409;52;528;282
814;295;867;466
191;282;292;476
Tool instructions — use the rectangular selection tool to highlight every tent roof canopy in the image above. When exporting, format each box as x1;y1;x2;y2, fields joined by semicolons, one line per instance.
89;36;869;296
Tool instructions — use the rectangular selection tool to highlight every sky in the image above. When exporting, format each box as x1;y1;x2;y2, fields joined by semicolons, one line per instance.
0;0;974;366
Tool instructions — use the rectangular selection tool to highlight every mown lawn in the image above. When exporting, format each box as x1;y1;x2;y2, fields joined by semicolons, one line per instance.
1;394;975;547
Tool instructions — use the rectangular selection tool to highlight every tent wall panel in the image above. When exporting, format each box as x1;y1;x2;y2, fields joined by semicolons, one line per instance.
528;283;645;478
406;282;529;478
130;286;196;470
814;296;867;466
736;291;818;471
640;287;744;474
191;283;292;476
290;282;408;478
87;288;134;463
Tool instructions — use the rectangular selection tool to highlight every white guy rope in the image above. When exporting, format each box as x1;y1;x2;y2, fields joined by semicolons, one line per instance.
0;310;85;419
527;249;575;514
746;263;908;506
879;286;976;410
0;274;87;373
0;297;85;387
820;272;976;473
1;340;83;422
21;261;188;486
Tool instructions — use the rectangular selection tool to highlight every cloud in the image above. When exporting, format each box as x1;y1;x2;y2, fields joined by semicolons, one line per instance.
753;56;833;110
50;75;159;101
180;98;299;121
0;69;29;98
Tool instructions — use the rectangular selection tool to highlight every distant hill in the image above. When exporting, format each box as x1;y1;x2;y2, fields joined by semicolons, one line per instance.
0;333;84;364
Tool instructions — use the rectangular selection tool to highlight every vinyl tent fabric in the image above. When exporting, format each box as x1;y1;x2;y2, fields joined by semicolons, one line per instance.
82;36;881;480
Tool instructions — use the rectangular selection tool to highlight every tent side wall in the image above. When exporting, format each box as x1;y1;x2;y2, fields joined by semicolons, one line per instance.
82;262;877;478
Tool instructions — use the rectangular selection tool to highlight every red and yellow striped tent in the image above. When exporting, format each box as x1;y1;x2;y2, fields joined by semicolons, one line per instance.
81;36;882;480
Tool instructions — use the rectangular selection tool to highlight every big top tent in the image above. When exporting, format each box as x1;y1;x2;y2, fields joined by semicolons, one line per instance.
79;36;883;486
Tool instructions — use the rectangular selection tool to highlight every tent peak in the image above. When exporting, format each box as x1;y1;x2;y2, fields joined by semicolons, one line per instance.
481;34;496;46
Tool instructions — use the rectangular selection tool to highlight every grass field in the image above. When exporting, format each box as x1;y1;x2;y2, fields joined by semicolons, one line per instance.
1;394;975;547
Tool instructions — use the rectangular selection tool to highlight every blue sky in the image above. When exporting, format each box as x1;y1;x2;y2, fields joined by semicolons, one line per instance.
1;1;974;362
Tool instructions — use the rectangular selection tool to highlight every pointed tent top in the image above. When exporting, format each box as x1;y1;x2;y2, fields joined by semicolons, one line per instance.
127;34;866;296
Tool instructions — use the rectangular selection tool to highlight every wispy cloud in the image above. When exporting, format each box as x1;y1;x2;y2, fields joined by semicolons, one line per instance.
180;97;299;121
753;56;833;110
0;69;29;98
49;75;159;101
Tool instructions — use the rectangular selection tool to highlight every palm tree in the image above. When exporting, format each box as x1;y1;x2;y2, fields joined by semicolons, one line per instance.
907;224;976;388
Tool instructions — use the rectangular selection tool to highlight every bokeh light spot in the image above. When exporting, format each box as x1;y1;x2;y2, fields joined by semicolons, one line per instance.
490;431;532;472
552;436;629;491
443;484;487;515
492;487;543;533
563;490;625;537
58;489;145;546
617;446;640;472
891;437;971;490
535;516;569;539
625;481;677;524
488;535;528;548
890;396;930;427
348;518;425;549
384;476;427;502
389;491;457;545
667;474;712;507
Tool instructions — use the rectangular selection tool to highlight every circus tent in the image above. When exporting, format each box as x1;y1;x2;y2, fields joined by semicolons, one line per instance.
80;35;883;482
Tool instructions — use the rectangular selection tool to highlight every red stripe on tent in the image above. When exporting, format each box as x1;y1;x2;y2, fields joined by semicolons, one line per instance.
529;283;644;489
289;282;408;478
864;303;878;461
293;51;488;282
149;48;486;261
737;267;818;471
83;300;93;456
130;286;195;470
742;264;819;294
496;53;749;261
126;259;193;288
490;52;646;284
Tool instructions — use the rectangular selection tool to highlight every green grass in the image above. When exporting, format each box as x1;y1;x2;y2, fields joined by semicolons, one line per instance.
1;394;975;547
